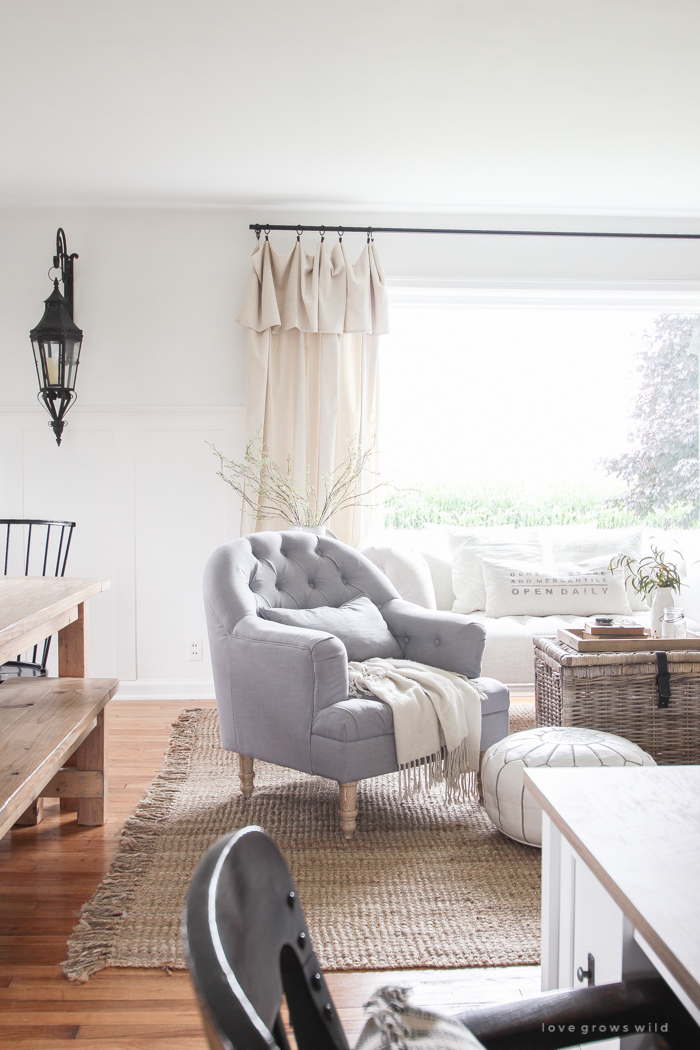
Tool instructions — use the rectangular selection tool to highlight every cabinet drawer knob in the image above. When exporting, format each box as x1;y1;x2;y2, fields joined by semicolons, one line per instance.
576;952;595;987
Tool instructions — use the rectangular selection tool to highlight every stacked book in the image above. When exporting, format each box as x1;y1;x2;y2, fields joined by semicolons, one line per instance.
583;618;647;638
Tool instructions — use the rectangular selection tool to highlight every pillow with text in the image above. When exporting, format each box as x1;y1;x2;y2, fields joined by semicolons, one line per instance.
482;556;632;618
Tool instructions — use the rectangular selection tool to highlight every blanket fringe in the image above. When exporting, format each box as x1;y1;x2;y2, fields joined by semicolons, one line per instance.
358;985;482;1050
362;986;413;1050
398;737;477;804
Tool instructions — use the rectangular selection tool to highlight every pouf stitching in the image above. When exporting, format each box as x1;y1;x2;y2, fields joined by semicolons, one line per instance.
493;761;507;831
481;725;655;849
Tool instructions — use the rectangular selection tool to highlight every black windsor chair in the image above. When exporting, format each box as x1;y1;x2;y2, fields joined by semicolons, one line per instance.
0;518;76;680
182;826;698;1050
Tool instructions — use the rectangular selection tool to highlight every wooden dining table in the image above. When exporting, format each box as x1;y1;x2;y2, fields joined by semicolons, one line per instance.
0;575;110;677
0;577;117;836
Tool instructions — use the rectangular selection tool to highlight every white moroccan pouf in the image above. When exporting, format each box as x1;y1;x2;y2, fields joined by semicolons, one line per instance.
481;726;656;847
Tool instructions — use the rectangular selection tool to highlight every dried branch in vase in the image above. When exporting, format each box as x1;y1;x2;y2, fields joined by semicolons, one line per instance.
210;435;387;528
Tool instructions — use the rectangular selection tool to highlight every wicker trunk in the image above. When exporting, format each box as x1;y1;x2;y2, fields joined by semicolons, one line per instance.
534;636;700;765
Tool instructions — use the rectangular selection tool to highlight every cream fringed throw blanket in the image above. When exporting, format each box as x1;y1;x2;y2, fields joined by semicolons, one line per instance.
356;986;485;1050
348;658;483;802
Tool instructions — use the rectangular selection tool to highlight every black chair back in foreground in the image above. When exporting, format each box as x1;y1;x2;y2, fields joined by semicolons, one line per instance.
183;825;349;1050
183;826;699;1050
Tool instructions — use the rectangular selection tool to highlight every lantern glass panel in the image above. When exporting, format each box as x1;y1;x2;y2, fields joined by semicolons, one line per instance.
62;337;81;391
45;341;62;386
32;338;60;387
31;336;82;390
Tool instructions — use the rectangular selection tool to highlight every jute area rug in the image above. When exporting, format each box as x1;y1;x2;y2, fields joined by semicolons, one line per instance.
64;705;540;982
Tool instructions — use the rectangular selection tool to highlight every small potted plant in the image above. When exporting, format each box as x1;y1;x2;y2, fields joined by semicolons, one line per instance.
611;546;684;638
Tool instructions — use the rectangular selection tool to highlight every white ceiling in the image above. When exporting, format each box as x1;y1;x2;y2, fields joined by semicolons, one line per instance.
2;0;700;214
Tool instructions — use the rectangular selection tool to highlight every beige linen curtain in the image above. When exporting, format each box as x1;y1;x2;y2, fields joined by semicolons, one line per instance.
237;237;388;545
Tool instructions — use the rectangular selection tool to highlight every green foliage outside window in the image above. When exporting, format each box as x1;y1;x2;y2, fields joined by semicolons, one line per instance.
602;314;699;528
383;480;691;531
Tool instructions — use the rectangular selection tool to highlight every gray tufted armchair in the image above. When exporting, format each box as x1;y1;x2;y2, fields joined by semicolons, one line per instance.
203;531;510;839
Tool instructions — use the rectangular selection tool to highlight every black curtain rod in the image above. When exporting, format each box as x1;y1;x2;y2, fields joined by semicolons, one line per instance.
250;223;700;241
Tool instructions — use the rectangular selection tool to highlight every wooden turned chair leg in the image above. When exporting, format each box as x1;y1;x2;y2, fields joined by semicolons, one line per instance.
338;781;358;841
238;755;255;799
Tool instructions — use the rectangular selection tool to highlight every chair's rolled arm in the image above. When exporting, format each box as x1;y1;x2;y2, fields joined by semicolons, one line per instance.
210;615;350;774
232;615;349;714
380;598;486;679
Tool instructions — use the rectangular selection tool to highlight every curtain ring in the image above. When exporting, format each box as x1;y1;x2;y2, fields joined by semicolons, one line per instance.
264;225;270;241
319;225;325;242
338;225;343;242
296;225;303;242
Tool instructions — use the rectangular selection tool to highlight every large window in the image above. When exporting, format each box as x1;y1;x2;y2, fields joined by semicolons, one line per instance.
379;291;700;530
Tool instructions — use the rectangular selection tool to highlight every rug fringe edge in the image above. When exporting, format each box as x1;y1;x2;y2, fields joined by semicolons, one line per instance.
62;709;201;982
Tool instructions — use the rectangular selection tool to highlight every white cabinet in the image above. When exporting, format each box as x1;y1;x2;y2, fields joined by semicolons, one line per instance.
527;765;700;1049
572;847;625;991
541;812;684;1049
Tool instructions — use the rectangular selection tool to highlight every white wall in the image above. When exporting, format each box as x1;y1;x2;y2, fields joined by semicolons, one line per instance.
0;209;249;697
1;206;699;696
0;406;242;697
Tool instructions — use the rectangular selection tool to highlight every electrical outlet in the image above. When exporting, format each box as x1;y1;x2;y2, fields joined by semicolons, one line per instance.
188;638;203;662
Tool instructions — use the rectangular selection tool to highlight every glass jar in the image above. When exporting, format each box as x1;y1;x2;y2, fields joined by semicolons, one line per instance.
661;607;687;639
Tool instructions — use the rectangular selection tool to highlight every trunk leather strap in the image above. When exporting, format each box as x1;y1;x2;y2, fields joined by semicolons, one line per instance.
656;651;671;709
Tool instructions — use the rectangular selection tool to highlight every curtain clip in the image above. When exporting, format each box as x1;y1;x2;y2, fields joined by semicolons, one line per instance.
296;225;303;242
264;225;270;241
367;227;373;244
255;225;261;241
319;225;325;242
338;225;344;242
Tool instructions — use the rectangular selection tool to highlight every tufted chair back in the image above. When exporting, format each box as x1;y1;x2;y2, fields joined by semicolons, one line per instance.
204;531;400;634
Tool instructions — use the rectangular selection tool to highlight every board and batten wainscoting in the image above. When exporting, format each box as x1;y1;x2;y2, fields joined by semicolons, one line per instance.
0;406;244;698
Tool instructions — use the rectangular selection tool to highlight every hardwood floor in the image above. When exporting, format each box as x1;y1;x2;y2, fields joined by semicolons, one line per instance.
0;697;540;1049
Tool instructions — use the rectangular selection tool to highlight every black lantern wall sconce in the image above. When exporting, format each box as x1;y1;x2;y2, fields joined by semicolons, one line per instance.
30;229;83;446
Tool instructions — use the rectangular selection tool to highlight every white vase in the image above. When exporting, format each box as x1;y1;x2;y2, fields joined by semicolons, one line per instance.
651;587;677;638
288;524;339;539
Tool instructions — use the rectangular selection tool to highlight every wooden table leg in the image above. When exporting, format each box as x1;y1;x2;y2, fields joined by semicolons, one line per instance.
74;707;108;826
58;602;89;678
14;799;44;827
58;603;89;811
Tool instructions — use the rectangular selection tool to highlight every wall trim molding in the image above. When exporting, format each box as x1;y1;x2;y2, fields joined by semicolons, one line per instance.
0;405;244;420
115;680;216;701
0;404;244;688
388;280;700;310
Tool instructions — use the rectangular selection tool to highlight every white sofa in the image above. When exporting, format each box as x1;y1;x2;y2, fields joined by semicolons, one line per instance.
359;525;700;686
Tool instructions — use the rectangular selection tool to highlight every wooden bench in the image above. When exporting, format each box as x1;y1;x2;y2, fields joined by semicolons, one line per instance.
0;676;119;837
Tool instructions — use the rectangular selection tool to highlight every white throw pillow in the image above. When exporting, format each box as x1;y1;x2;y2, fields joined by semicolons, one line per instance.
537;524;598;561
443;524;519;555
358;543;437;609
549;527;646;611
482;556;632;618
451;530;544;614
